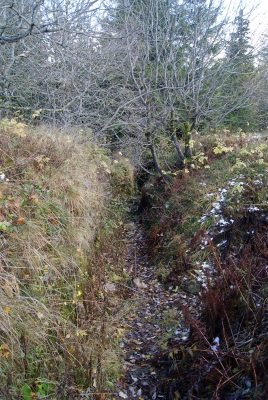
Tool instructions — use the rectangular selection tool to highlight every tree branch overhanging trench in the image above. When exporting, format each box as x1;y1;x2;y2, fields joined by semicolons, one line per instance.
97;86;188;135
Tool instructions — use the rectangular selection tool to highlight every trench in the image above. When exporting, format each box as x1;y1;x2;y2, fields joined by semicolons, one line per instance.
114;218;196;400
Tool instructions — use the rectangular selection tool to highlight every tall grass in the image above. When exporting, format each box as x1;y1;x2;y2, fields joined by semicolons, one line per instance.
0;120;133;398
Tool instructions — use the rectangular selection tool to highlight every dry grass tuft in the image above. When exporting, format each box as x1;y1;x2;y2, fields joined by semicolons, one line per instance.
0;119;132;398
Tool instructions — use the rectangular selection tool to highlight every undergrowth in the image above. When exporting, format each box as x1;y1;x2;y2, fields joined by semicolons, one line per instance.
0;119;134;399
141;130;268;399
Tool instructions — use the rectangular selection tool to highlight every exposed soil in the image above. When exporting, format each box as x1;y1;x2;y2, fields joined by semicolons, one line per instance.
115;220;198;400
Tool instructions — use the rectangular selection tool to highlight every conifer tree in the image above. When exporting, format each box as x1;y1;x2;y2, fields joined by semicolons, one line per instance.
223;9;256;130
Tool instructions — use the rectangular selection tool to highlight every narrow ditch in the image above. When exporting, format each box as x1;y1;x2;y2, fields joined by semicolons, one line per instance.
115;219;197;399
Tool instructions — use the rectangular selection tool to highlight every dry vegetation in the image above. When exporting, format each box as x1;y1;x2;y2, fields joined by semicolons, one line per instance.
0;119;134;399
140;130;268;399
1;119;268;400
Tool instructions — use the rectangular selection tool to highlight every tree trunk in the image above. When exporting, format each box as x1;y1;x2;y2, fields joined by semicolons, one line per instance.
172;133;185;169
184;131;192;158
184;122;192;158
149;142;162;174
169;112;185;169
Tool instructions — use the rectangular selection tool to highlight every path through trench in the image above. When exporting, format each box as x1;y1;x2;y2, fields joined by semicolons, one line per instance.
114;220;198;399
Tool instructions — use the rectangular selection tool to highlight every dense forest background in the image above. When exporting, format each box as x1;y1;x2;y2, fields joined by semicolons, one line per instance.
1;0;268;172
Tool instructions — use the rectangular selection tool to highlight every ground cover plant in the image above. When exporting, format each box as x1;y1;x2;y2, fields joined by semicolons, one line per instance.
0;119;134;399
1;117;267;400
140;130;268;399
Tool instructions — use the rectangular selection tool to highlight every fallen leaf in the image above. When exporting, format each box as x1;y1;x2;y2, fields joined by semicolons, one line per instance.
119;391;128;399
76;329;88;337
133;278;147;289
132;339;142;345
104;282;116;292
49;217;59;225
110;273;122;282
16;216;27;225
3;306;11;315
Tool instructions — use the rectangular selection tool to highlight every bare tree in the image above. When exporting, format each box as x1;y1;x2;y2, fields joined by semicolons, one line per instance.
0;0;99;44
99;1;224;171
0;0;262;175
0;0;103;120
99;0;261;174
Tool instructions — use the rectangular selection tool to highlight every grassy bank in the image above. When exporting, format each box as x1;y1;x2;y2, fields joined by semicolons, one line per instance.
0;119;134;399
141;130;268;399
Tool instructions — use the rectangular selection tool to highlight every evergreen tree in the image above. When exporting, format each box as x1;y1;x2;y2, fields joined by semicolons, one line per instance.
101;0;259;172
255;37;268;129
223;9;256;130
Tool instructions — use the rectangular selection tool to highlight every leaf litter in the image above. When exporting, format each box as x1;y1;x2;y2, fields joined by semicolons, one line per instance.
115;220;200;399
